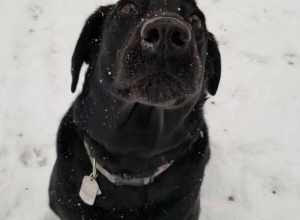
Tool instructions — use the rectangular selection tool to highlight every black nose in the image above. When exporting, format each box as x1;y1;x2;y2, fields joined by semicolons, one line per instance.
141;17;192;53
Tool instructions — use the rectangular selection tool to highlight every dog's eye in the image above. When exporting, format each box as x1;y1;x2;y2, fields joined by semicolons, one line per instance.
188;14;202;29
120;3;138;15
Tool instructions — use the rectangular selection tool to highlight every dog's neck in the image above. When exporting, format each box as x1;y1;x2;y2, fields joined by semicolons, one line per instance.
73;86;206;158
83;139;175;186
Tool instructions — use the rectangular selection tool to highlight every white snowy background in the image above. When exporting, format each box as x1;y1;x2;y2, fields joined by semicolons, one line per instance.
0;0;299;219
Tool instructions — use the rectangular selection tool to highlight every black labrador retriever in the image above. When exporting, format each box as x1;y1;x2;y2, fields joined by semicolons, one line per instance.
49;0;221;219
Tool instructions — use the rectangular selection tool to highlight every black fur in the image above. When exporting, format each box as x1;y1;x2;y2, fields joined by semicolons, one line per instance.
49;0;221;219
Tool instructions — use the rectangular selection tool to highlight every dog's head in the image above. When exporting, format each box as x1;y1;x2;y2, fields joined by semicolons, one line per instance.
71;0;221;109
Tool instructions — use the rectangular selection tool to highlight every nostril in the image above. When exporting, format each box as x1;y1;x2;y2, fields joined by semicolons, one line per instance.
141;17;192;52
171;30;186;47
144;28;160;44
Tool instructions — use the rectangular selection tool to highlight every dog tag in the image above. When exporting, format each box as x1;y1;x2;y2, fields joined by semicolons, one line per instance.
79;176;101;206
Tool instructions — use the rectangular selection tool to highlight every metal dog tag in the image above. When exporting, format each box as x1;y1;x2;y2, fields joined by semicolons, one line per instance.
79;158;101;206
79;175;101;206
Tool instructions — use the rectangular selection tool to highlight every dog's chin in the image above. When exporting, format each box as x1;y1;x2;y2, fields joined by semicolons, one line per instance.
112;76;197;109
132;96;190;109
113;88;193;109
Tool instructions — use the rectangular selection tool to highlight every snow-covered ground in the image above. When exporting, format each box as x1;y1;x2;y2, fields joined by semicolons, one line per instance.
0;0;299;219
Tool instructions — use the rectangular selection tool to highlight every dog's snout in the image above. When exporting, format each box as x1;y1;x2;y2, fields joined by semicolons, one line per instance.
141;17;191;53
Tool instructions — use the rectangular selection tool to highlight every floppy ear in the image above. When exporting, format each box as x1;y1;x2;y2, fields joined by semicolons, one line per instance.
205;32;221;96
71;6;112;93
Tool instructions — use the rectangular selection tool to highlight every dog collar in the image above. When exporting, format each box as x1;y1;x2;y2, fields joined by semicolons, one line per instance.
83;140;174;186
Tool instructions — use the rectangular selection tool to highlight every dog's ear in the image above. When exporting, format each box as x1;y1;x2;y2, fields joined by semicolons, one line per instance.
205;32;221;96
71;6;112;93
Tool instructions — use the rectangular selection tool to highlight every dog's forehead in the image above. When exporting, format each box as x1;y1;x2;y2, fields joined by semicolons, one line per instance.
147;0;195;7
118;0;197;11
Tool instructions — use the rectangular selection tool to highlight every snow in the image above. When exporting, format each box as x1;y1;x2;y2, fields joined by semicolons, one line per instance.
0;0;299;219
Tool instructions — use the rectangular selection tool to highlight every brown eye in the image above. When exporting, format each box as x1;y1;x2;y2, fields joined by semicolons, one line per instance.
189;14;202;29
120;3;138;15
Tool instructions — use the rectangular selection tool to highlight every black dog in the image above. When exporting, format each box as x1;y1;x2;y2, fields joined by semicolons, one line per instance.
49;0;221;219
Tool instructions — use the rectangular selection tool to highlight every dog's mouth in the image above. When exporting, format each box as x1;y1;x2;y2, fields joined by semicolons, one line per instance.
83;134;191;186
112;73;197;108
